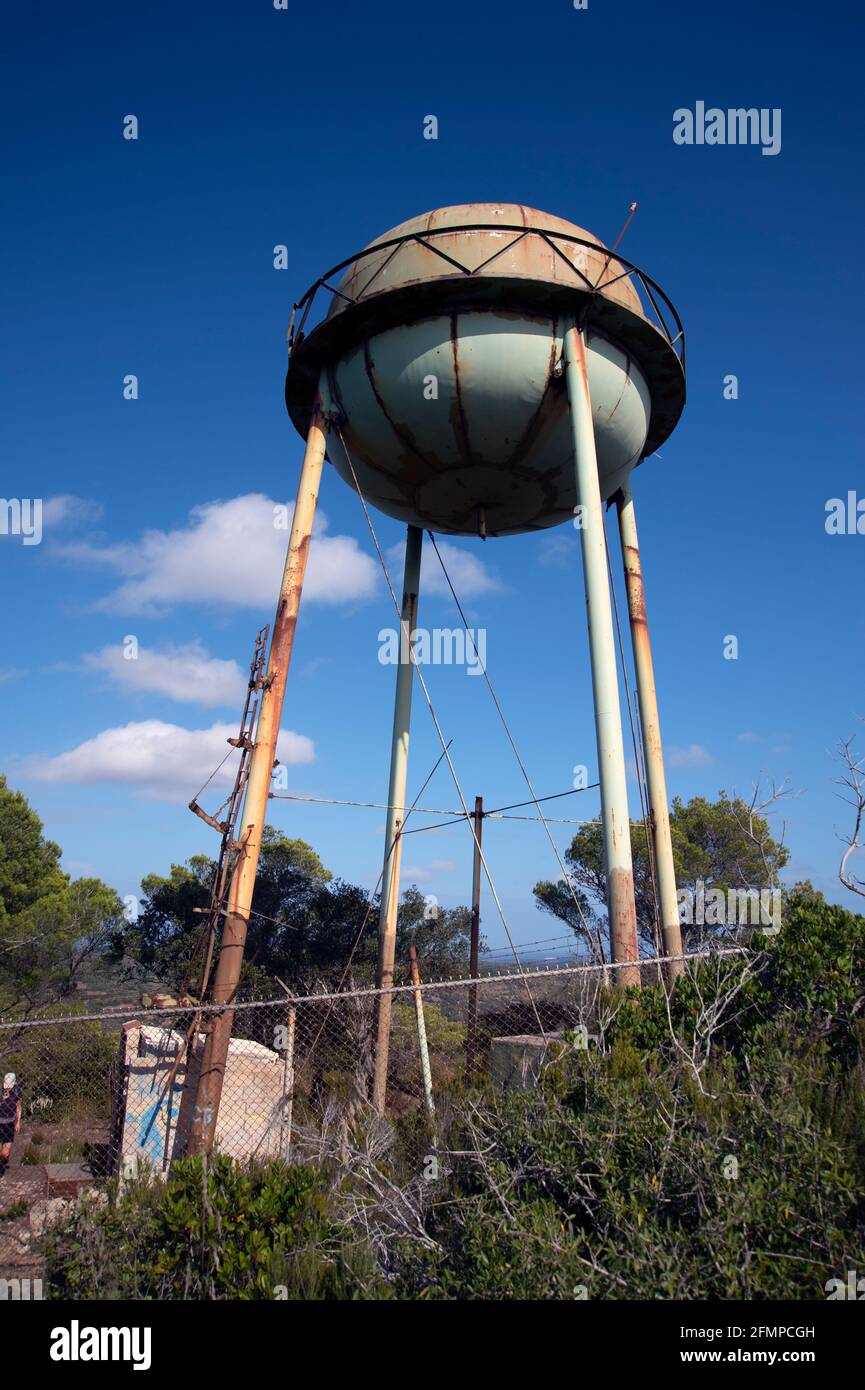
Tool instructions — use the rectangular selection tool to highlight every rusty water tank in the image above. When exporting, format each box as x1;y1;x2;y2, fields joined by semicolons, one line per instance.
285;203;685;537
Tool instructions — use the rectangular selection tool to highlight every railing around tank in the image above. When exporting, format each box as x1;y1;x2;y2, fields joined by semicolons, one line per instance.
286;224;685;373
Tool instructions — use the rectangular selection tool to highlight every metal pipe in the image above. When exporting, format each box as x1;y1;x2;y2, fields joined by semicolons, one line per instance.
466;795;483;1076
615;482;683;978
409;943;435;1123
280;1003;296;1160
562;322;640;989
371;524;423;1113
187;396;329;1153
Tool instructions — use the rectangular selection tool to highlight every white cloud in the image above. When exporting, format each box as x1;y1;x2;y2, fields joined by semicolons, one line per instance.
387;538;501;599
301;655;334;677
401;858;457;882
736;731;760;744
537;532;576;569
23;719;314;801
57;494;378;614
42;495;104;528
668;744;714;768
82;641;246;707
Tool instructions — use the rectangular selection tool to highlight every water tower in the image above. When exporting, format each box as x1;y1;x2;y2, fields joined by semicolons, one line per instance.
190;203;687;1144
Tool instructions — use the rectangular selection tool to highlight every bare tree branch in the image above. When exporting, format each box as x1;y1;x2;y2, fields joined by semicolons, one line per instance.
834;721;865;900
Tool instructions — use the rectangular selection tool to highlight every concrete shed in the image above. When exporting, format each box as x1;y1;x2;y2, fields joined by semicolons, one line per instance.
114;1022;286;1177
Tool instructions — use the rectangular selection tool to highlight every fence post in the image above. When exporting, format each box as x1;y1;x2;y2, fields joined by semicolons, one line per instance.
280;1001;296;1161
409;944;435;1123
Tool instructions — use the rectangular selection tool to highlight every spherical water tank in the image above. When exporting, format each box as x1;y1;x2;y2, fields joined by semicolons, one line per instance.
285;204;685;537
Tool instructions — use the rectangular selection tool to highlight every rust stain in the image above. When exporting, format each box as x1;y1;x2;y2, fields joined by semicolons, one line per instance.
604;352;632;424
622;543;649;626
449;311;474;469
608;866;641;989
505;316;560;472
325;362;349;425
362;340;434;483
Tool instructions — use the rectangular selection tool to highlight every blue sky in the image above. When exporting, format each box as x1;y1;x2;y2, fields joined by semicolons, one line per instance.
2;0;863;956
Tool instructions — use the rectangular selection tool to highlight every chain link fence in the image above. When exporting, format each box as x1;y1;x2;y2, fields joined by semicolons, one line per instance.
0;950;748;1288
0;961;651;1188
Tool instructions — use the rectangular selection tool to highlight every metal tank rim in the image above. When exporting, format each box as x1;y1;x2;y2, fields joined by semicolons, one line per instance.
285;222;686;467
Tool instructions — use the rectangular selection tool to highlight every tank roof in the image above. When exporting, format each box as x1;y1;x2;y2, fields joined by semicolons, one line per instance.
327;203;646;321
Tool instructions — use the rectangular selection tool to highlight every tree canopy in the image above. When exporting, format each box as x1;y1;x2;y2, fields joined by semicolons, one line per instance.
0;775;124;1010
114;826;478;994
534;792;790;954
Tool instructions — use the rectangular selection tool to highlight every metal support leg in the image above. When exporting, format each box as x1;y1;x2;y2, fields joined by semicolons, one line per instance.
562;323;640;989
372;523;423;1112
466;795;483;1077
188;397;329;1154
615;482;683;978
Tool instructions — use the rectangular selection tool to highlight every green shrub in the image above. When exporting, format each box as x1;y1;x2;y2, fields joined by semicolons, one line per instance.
397;1025;863;1299
43;891;865;1301
45;1156;388;1300
609;889;865;1063
395;892;865;1300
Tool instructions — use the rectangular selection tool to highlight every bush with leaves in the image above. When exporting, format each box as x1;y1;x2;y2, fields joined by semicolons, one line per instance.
42;890;865;1301
45;1155;387;1300
0;776;124;1010
395;889;865;1299
609;887;865;1063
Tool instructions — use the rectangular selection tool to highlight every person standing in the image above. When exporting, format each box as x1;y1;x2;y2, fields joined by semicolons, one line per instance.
0;1073;21;1178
